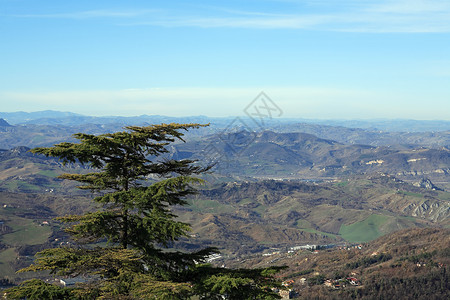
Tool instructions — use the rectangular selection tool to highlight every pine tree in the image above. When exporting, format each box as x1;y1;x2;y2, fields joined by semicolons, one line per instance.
5;123;284;299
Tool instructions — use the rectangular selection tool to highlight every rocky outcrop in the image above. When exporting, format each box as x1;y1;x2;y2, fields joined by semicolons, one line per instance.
404;200;450;222
413;178;444;191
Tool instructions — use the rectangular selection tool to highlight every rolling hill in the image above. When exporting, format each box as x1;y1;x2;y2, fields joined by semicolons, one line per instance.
173;130;450;188
231;227;450;299
1;111;450;149
0;119;449;290
172;176;449;255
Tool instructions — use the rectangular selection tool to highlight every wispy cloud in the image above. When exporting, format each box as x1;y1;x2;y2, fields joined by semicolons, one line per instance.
137;14;335;29
7;1;450;33
10;9;157;19
366;0;450;14
137;0;450;33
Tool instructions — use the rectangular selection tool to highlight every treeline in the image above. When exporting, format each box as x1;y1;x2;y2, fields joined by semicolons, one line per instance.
283;269;314;280
348;267;449;300
399;250;436;263
345;253;392;269
296;267;449;300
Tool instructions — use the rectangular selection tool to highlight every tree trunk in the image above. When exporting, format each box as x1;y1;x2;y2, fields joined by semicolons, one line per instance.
122;208;128;249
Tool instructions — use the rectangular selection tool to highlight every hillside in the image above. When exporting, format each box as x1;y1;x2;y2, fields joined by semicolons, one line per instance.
0;191;93;281
0;139;448;255
229;227;449;299
1;150;449;279
273;122;450;147
173;130;450;189
171;176;449;256
0;122;449;291
0;147;90;194
4;130;448;192
0;119;11;127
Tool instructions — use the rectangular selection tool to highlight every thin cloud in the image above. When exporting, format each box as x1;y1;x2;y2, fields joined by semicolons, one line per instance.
139;14;334;29
134;0;450;33
131;13;450;33
7;1;450;32
366;0;450;14
10;9;158;19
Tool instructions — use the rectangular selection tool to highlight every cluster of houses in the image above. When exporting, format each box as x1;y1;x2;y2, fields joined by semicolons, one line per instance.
271;280;296;299
263;250;281;256
416;262;427;267
263;243;335;258
324;276;360;289
279;288;295;299
337;244;364;251
274;272;362;299
415;261;446;268
288;244;318;252
205;253;222;263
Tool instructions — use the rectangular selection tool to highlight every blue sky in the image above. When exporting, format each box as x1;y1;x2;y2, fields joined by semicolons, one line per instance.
1;0;449;119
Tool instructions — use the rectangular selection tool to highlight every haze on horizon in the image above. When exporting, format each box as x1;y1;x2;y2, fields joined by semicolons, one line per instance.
1;0;449;120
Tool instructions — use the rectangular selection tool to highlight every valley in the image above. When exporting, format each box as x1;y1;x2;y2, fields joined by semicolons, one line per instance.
0;113;449;298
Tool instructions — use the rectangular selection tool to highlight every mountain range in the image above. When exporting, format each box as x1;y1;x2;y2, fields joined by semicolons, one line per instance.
0;111;449;290
1;144;448;258
1;112;450;151
2;110;450;132
171;130;450;190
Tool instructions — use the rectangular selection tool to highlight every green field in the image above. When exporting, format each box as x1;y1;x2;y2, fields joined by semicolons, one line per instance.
334;181;349;188
0;215;53;278
0;248;17;277
299;227;338;239
0;180;42;192
251;204;267;216
339;214;390;243
397;190;423;198
1;217;53;246
38;169;59;177
295;219;338;239
187;198;235;214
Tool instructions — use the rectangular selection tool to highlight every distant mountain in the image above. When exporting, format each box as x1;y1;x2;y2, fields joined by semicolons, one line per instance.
1;111;450;150
173;130;450;187
271;122;450;148
0;110;83;125
291;118;450;132
0;134;449;280
2;110;450;131
0;125;448;185
0;110;222;126
0;118;11;127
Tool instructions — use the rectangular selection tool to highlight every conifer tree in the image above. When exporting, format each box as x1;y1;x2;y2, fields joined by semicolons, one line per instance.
5;124;284;299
